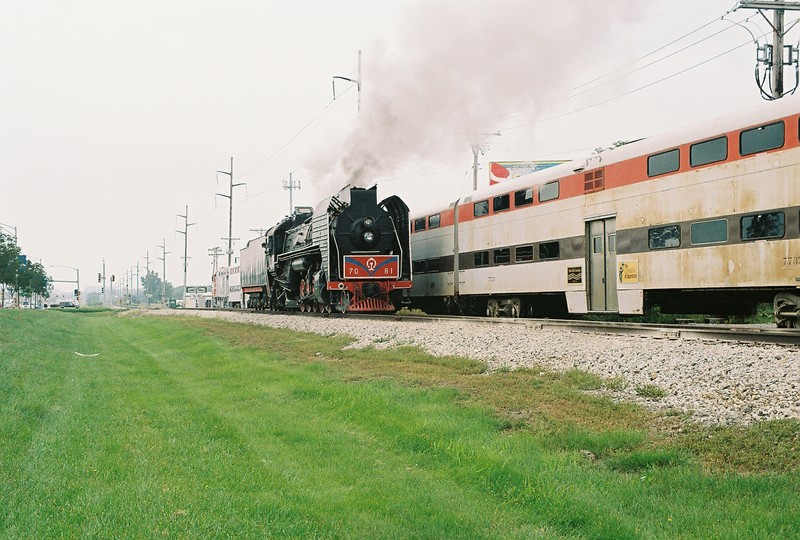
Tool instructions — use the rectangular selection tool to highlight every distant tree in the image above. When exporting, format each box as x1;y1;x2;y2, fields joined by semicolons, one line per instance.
140;270;174;304
0;232;21;307
18;261;52;300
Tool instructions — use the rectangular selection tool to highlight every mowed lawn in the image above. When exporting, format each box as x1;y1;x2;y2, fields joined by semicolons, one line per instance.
1;310;798;539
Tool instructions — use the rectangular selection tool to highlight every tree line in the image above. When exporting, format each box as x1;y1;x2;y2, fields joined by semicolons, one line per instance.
0;231;52;307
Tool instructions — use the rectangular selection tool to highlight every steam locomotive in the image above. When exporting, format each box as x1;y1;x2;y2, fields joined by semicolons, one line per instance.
237;185;412;313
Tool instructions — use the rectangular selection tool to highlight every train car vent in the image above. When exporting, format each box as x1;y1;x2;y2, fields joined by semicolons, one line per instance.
584;169;605;193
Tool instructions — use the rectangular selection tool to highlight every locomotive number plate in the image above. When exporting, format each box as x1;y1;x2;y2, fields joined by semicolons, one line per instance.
343;255;400;279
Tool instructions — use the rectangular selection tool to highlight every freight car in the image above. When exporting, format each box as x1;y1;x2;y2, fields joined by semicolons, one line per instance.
409;97;800;328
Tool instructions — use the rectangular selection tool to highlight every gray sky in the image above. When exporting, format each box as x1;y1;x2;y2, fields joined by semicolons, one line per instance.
0;0;789;296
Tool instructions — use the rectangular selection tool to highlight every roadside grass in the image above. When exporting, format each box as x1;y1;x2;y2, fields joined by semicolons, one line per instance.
1;310;798;538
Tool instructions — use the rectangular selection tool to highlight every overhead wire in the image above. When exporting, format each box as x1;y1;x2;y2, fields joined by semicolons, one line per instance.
499;11;754;125
237;84;356;180
500;30;769;132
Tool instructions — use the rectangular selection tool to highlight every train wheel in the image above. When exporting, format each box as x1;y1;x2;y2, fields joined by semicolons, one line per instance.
774;293;799;328
486;299;499;318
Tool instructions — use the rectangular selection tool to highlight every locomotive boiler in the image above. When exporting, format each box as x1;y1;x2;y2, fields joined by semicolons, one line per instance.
262;185;412;313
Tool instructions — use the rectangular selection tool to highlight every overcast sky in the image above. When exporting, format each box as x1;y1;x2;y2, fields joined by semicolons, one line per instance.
1;0;794;297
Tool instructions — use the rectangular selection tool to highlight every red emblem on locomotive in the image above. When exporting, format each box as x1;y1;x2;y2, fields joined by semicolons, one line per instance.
343;255;400;279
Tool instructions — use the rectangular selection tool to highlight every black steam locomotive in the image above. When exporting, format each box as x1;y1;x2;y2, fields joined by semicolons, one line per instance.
262;185;412;313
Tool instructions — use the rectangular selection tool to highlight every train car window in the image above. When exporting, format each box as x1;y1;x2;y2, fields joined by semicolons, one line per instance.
538;181;559;202
494;248;510;265
741;211;785;240
514;188;533;207
584;169;604;192
414;218;426;231
740;121;784;156
690;136;728;167
538;241;560;260
474;251;489;267
474;200;489;217
691;219;728;245
608;233;616;253
592;236;603;254
647;148;680;177
493;194;510;212
648;225;681;249
413;260;427;273
428;214;441;229
515;245;534;262
427;258;441;272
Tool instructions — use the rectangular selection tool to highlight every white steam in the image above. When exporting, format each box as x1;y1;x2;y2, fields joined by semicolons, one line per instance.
306;0;648;192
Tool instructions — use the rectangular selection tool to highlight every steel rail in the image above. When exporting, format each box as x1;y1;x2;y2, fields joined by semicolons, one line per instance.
181;307;800;348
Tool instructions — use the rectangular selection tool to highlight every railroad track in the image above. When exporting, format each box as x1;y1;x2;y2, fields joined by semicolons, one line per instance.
187;307;800;348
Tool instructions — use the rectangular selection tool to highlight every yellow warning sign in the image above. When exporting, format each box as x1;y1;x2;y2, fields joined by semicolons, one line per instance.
618;260;639;283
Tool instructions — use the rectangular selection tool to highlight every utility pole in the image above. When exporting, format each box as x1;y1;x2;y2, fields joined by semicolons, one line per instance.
136;260;140;305
143;251;152;306
177;205;196;303
736;1;800;99
332;49;362;112
102;258;106;306
470;131;502;191
158;238;169;304
216;157;246;267
283;171;301;214
208;246;223;276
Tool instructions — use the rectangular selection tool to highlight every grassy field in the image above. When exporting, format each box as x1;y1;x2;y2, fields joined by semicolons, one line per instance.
1;309;798;539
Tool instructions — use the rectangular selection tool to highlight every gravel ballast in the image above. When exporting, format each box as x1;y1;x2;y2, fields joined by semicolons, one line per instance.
145;309;800;426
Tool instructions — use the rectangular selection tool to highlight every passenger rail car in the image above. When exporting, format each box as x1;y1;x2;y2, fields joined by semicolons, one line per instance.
212;266;242;308
410;97;800;328
263;185;413;313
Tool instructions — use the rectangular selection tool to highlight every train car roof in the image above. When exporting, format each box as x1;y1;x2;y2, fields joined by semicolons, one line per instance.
410;94;800;218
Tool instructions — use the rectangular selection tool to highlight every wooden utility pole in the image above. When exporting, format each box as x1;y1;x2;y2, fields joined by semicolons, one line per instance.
737;1;800;99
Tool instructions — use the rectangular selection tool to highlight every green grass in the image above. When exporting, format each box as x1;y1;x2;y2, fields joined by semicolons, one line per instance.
1;310;798;538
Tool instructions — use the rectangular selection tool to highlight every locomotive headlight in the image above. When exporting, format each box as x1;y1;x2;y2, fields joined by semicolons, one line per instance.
363;231;375;243
364;217;374;229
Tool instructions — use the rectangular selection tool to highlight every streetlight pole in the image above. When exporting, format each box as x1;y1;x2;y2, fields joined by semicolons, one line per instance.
332;50;362;112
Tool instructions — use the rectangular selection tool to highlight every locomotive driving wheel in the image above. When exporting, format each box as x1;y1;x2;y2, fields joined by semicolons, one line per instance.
774;293;799;328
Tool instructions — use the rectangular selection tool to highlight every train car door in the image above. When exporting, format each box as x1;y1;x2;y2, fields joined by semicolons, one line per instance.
587;217;618;312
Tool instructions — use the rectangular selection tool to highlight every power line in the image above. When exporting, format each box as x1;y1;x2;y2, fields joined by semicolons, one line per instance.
237;85;356;180
501;34;761;132
500;12;758;126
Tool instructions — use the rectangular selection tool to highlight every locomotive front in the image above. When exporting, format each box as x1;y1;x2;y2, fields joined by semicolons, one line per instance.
322;186;412;312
